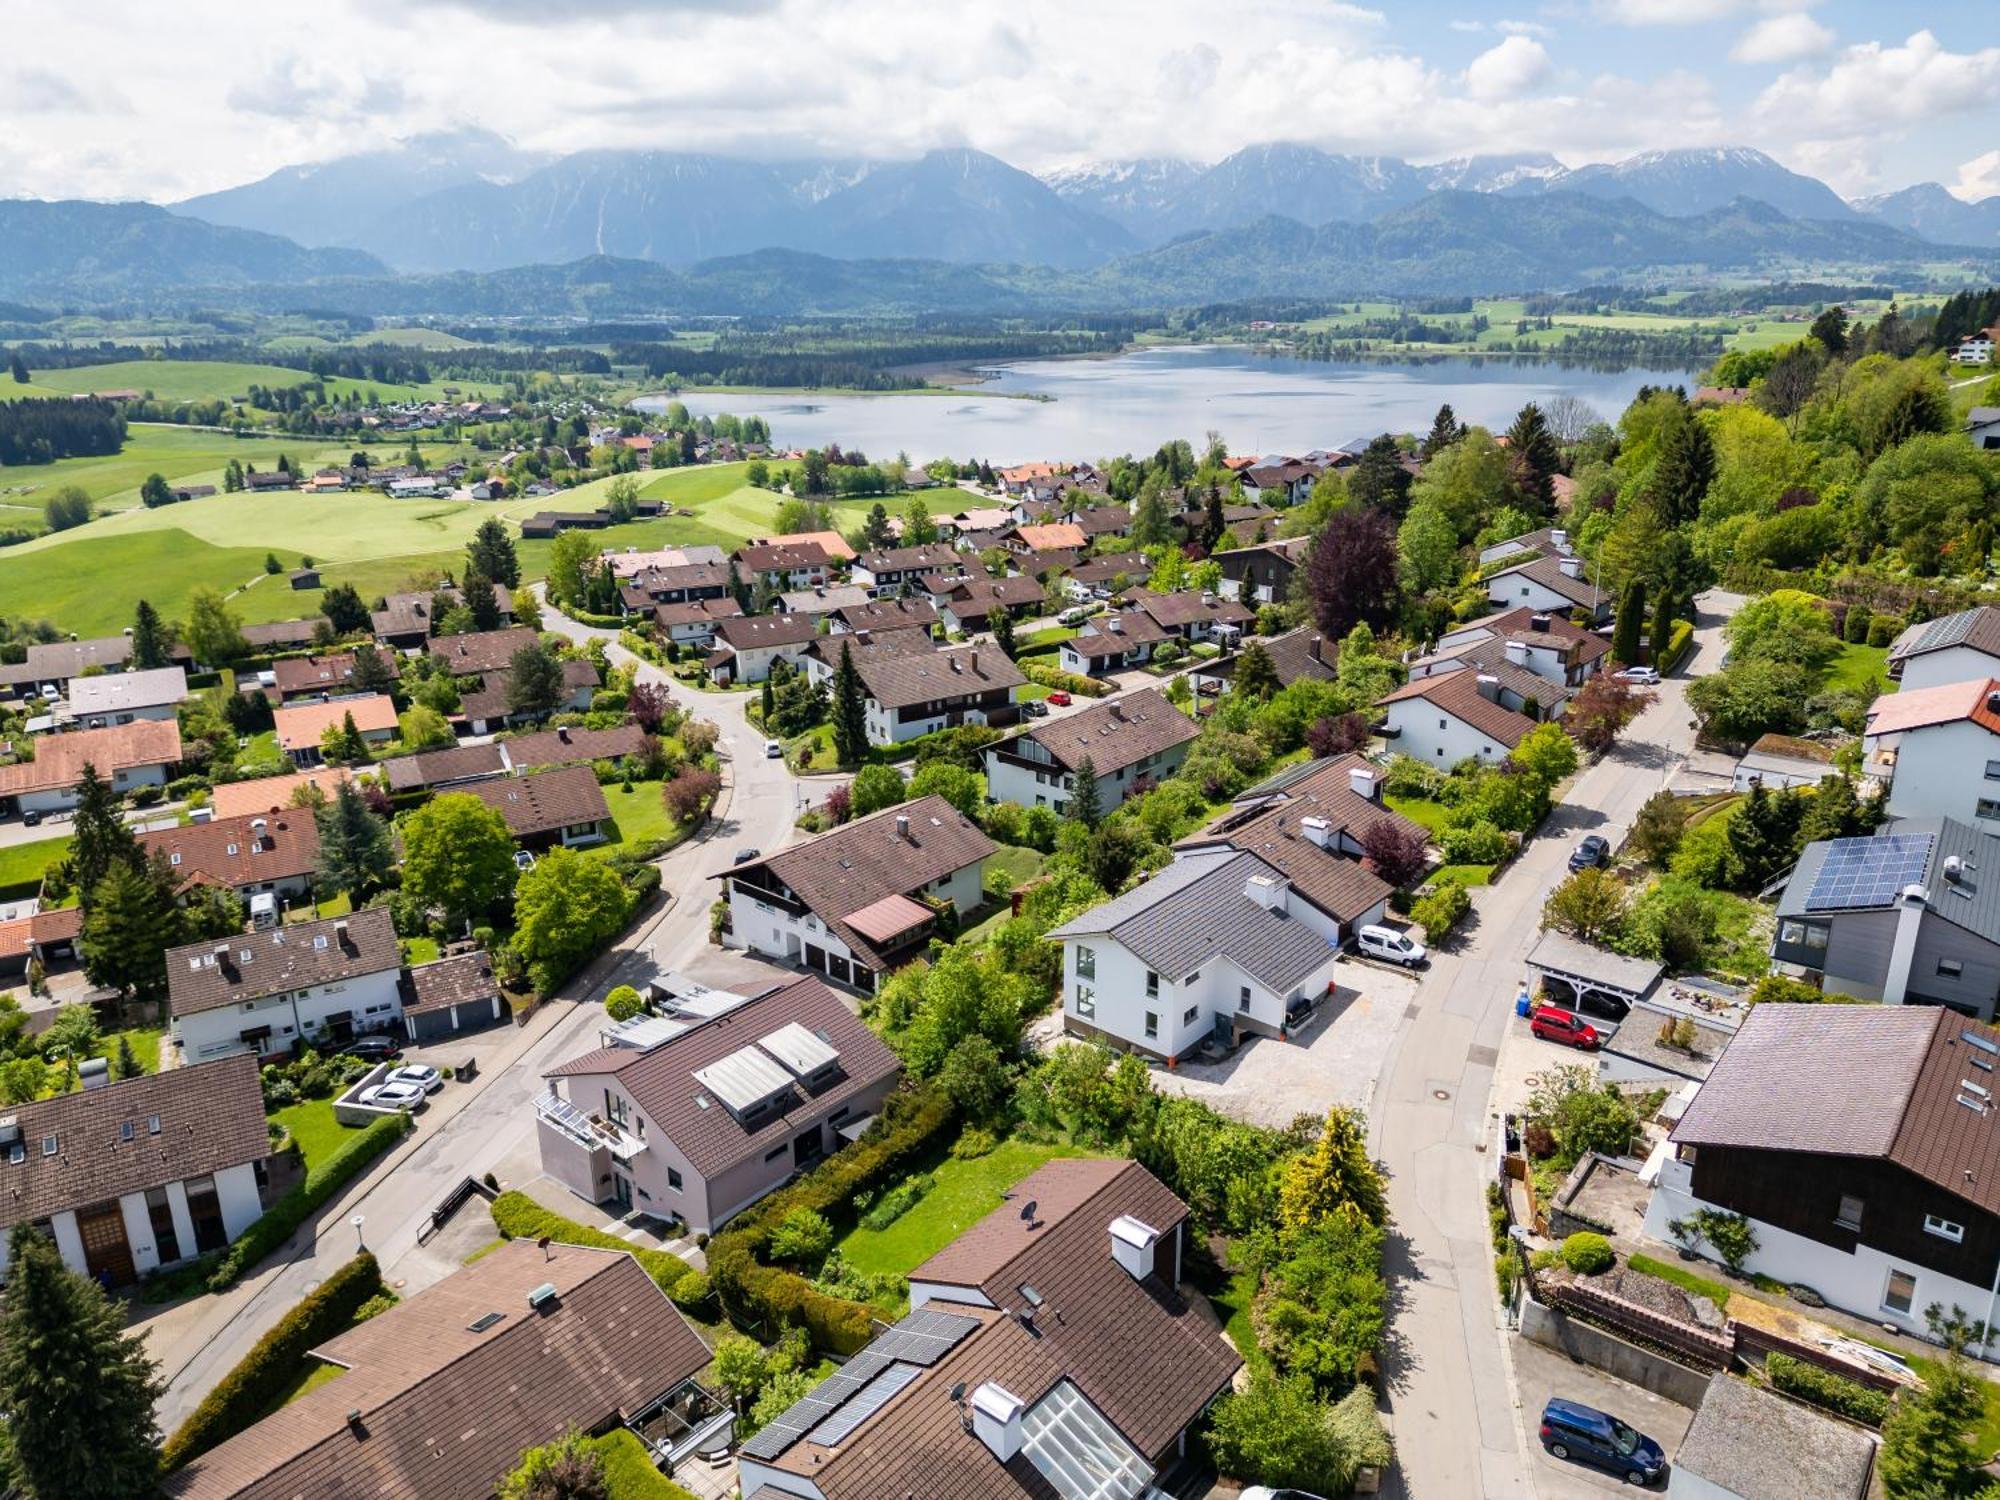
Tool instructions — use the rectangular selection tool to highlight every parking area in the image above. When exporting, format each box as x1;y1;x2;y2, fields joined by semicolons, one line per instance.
1150;960;1419;1126
1511;1336;1697;1496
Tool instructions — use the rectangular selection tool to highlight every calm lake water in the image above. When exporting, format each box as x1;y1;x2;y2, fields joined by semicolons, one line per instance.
639;344;1692;465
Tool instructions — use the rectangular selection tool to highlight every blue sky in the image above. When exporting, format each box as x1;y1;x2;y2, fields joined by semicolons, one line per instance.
0;0;1994;202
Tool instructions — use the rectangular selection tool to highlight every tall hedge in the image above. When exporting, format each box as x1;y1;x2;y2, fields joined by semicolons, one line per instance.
488;1191;708;1312
1765;1352;1891;1426
707;1085;955;1354
163;1252;386;1470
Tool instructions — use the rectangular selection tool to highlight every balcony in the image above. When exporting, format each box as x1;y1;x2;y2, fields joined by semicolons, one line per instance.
535;1093;646;1163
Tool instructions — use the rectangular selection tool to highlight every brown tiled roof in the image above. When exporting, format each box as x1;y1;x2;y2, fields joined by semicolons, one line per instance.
380;743;506;792
166;906;400;1018
712;614;819;652
855;543;960;576
210;769;353;820
926;574;1044;614
622;560;733;597
1377;667;1539;749
271;655;356;697
0;1056;269;1233
1438;606;1609;667
370;585;515;642
652;597;742;631
1068;551;1149;586
1020;547;1082;577
546;976;900;1180
24;635;131;680
733;540;832;574
1181;814;1395;926
1201;627;1339;687
401;951;499;1017
756;529;856;562
1493;552;1597;606
834;597;938;634
140;810;320;891
456;765;609;839
850;643;1025;711
724;795;995;972
425;628;540;676
1011;687;1198;775
1133;590;1256;631
1069;506;1132;536
0;718;182;797
502;724;649;770
456;660;597;724
273;695;398;752
803;630;938;675
162;1241;710;1500
1067;610;1171;658
240;619;320;652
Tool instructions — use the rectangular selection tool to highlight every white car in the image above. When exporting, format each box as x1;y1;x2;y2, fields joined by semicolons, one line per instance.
359;1080;427;1111
513;849;537;872
765;740;784;758
387;1064;444;1095
1614;665;1660;685
1356;924;1428;968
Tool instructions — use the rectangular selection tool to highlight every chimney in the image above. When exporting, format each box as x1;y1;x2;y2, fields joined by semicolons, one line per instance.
557;725;571;744
969;650;979;673
1109;1214;1159;1281
1530;613;1551;633
334;918;351;950
970;1383;1026;1462
1550;529;1569;552
1988;690;2000;717
251;817;268;837
1883;884;1929;1006
1202;591;1215;606
1349;764;1380;802
1300;815;1333;849
895;814;911;842
79;1057;110;1092
1558;556;1584;579
1244;874;1288;914
1475;673;1502;702
1504;639;1530;667
1108;618;1123;635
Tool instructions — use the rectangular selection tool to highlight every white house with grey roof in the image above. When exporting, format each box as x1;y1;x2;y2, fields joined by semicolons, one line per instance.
1045;847;1343;1062
61;666;188;730
1888;605;2000;691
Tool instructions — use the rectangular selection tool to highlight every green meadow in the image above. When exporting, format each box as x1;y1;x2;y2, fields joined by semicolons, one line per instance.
2;358;469;406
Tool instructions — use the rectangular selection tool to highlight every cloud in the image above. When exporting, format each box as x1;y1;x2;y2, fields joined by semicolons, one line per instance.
1465;36;1550;101
1953;149;2000;203
1594;0;1810;24
1731;13;1833;64
9;68;92;112
1449;18;1486;32
1755;30;2000;136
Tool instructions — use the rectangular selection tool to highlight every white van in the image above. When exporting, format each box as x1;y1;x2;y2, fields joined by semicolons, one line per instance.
1356;924;1427;968
248;892;279;931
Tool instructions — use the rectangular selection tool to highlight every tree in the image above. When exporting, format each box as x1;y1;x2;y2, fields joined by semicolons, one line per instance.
1207;1371;1354;1493
1130;482;1174;548
901;494;937;545
711;1333;774;1411
1505;403;1561;515
81;854;181;1005
857;502;895;551
1809;305;1848;355
1279;1107;1387;1229
937;1033;1011;1121
831;642;868;767
69;763;138;909
1306;506;1401;640
184;586;248;665
908;761;983;816
512;849;634;994
850;764;905;817
1232;641;1280;702
604;985;645;1022
768;1207;834;1265
319;582;371;636
460;570;501;632
400;793;517;926
1610;580;1646;666
0;1223;161;1498
1542;869;1630;941
1724;591;1839;672
1628;790;1687;865
397;705;453;749
129;599;171;669
1649;584;1675;670
1421;403;1464;459
1198;482;1227;554
1566;674;1653;753
499;1429;608;1500
627;679;671;734
661;765;721;823
546;531;596;610
506;639;567;717
1396;499;1458;595
351;642;397;694
1346;435;1412;516
42;485;90;532
1649;404;1715;527
8;350;27;384
222;458;243;493
314;780;393;905
1068;757;1102;829
1306;712;1370;759
1358;819;1428;888
319;712;372;766
1509;720;1579;790
466;515;521;588
139;472;174;510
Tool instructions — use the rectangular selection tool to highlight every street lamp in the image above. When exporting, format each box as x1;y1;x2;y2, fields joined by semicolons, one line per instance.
351;1214;365;1252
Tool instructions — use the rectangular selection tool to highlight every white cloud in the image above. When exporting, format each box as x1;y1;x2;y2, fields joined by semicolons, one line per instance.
1497;19;1551;38
1449;19;1486;32
1755;30;2000;136
1731;13;1833;65
1594;0;1809;25
1465;36;1551;101
1953;149;2000;203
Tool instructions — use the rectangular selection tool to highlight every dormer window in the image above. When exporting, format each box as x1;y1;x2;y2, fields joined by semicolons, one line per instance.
226;844;239;856
119;1122;135;1142
41;1135;57;1157
148;1115;161;1135
170;853;182;866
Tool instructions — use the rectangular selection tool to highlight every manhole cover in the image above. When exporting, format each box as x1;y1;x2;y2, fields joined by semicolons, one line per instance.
1432;1088;1451;1101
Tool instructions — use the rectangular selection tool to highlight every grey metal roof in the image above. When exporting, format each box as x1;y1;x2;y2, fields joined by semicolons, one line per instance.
1777;817;2000;947
1675;1376;1874;1500
1525;932;1663;1001
692;1045;794;1113
1889;604;2000;664
1050;850;1339;995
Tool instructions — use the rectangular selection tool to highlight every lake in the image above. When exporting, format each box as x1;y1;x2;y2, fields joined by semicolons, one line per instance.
638;344;1692;465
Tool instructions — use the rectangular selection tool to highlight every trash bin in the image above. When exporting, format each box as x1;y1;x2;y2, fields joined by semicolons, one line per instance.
1514;990;1532;1019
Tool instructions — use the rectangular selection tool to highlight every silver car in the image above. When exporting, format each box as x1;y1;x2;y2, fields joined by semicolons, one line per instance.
387;1064;444;1094
359;1080;427;1111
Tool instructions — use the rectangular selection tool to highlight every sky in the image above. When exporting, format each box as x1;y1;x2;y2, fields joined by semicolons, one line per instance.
2;0;1996;204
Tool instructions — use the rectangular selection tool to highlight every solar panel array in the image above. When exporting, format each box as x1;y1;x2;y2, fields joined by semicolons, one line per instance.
1805;833;1935;912
738;1308;980;1461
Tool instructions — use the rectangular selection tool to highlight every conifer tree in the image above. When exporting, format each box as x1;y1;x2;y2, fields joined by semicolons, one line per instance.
1233;640;1281;702
1068;757;1101;830
1612;580;1646;666
315;780;394;906
831;643;868;768
70;763;138;910
130;599;172;670
1505;402;1562;515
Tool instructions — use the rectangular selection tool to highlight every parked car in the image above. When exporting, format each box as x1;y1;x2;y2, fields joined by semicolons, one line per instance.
387;1064;444;1094
733;848;760;865
1046;690;1072;707
359;1080;428;1111
1615;665;1661;686
341;1035;402;1063
1356;924;1427;968
765;740;784;758
513;849;537;872
1530;1005;1601;1051
20;809;41;827
1058;607;1089;626
1021;700;1049;718
1538;1398;1665;1486
1568;834;1610;872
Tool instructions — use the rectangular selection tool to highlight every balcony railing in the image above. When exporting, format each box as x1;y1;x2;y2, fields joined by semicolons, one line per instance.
535;1094;645;1162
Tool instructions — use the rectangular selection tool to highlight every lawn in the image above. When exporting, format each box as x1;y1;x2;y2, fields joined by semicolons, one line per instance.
1826;641;1890;694
983;843;1046;894
269;1099;352;1172
836;1139;1085;1278
0;359;447;407
1433;862;1496;889
1628;1252;1733;1309
0;833;72;899
102;1026;164;1076
0;529;299;636
1385;793;1451;834
597;779;691;853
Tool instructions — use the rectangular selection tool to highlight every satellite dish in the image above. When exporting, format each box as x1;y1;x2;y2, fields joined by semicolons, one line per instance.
949;1382;967;1405
1019;1199;1038;1223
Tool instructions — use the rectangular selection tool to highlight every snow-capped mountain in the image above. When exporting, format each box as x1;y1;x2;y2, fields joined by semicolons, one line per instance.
1420;152;1567;194
1040;158;1204;238
1529;147;1856;222
1854;181;2000;247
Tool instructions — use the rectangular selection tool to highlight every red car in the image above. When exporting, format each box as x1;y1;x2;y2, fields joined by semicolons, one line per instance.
1046;691;1072;706
1531;1006;1601;1051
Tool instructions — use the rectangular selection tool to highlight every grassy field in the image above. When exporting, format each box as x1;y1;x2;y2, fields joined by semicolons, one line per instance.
269;1099;352;1172
1825;640;1890;694
0;427;383;522
596;780;690;852
1385;793;1452;834
2;359;458;406
0;834;73;899
837;1139;1084;1278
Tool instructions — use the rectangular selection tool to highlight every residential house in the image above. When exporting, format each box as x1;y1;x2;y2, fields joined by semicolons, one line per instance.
381;743;508;793
831;596;938;638
167;907;405;1063
1643;1001;2000;1353
1376;665;1563;771
994;460;1067;497
922;573;1044;635
167;483;216;503
1667;1376;1874;1500
1861;678;2000;822
517;510;610;540
652;596;743;648
1595;995;1735;1089
740;1156;1241;1500
1477;526;1573;568
1888;606;2000;690
1770;817;2000;1018
539;975;900;1232
1484;551;1608;623
775;583;872;620
240;619;319;654
62;666;188;729
456;659;597;735
426;627;541;677
1126;588;1255;646
616;560;733;615
503;722;650;772
161;1240;716;1500
457;764;610;849
1957;337;1997;365
1045;847;1345;1060
720;795;994;991
1414;607;1608;691
140;809;319;904
985;688;1198;815
0;1056;272;1286
1213;536;1309;605
732;540;834;593
22;635;133;693
1733;733;1835;791
1066;505;1132;542
270;654;357;702
838;641;1025;746
0;906;82;985
851;543;961;595
1059;609;1173;675
706;614;820;685
273;695;398;766
799;626;937;690
1001;522;1089;559
371;585;515;650
1968;407;2000;451
0;718;182;815
753;529;856;565
1187;626;1339;705
399;950;506;1044
210;768;352;820
243;469;295;492
1241;459;1317;506
601;543;726;579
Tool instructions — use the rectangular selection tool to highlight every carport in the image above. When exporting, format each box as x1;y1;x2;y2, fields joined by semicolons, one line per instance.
1526;932;1662;1019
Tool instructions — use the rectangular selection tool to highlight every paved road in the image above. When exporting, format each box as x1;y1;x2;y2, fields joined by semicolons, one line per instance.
148;593;810;1429
1374;592;1740;1499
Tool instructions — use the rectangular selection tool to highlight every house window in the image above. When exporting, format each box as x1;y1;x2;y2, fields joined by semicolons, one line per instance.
1074;985;1096;1018
1184;971;1200;985
1884;1269;1918;1315
1182;1005;1200;1026
1239;985;1253;1012
1144;1011;1158;1039
40;1134;57;1157
148;1115;161;1135
1986;760;2000;782
1979;798;2000;821
1836;1195;1865;1231
764;1144;788;1163
1925;1214;1967;1243
1145;971;1159;998
1075;945;1096;980
119;1121;135;1142
668;1168;683;1192
1778;919;1829;951
604;1090;628;1130
1939;958;1965;978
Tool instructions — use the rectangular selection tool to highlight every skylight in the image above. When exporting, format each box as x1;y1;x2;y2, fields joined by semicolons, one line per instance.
1020;1380;1155;1500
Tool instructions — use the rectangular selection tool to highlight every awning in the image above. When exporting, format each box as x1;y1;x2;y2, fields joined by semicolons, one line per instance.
1526;931;1663;1003
238;1024;272;1041
834;1114;875;1143
843;893;934;946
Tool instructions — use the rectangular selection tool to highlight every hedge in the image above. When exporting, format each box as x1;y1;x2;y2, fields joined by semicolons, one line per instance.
1022;663;1110;698
1657;619;1695;674
707;1085;956;1353
584;1429;700;1499
207;1112;413;1292
163;1252;387;1469
488;1192;710;1313
1765;1352;1891;1427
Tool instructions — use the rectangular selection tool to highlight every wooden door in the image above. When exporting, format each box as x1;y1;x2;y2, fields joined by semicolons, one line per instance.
77;1204;136;1288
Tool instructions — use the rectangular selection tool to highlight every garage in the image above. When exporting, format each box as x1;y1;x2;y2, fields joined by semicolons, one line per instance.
400;951;507;1045
1526;932;1663;1021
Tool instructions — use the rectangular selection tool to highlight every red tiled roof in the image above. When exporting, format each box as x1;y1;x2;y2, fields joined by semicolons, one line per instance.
0;718;182;797
1865;677;2000;739
273;695;398;752
139;810;320;891
1377;668;1539;749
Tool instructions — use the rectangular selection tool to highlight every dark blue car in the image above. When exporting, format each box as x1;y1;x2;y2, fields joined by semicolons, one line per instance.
1539;1397;1666;1487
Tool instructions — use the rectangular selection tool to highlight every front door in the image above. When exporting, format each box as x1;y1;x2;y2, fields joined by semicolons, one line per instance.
609;1174;633;1213
77;1203;136;1287
794;1127;824;1169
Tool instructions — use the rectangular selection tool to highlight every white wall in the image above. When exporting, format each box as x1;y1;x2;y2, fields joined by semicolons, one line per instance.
1880;720;2000;826
215;1161;263;1240
1898;647;2000;693
173;966;404;1063
20;761;170;815
1489;573;1582;616
1381;699;1513;772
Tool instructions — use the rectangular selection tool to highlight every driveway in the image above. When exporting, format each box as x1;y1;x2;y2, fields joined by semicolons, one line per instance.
1510;1337;1696;1498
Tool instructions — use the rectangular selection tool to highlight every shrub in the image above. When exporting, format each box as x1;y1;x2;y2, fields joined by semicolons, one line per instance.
1021;663;1109;698
1842;603;1873;644
859;1173;935;1231
207;1113;411;1291
768;1207;834;1265
1766;1352;1891;1426
1410;881;1471;942
951;1126;998;1160
1439;820;1508;863
604;984;645;1021
1865;614;1901;648
163;1253;386;1469
489;1191;699;1297
1560;1232;1615;1275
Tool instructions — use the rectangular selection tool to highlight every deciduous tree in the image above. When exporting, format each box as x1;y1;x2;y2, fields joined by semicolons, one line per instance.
184;587;248;665
1306;507;1400;641
400;793;517;926
511;848;634;994
1542;868;1630;941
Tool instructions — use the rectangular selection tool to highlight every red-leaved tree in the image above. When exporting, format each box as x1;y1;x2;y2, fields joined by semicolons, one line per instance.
1306;712;1371;759
1307;506;1401;640
662;766;722;823
1566;675;1655;753
1360;818;1429;888
627;679;672;733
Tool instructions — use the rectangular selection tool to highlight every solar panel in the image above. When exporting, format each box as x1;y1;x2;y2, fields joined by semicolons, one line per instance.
807;1362;923;1447
1804;833;1934;912
872;1308;980;1366
739;1310;979;1461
